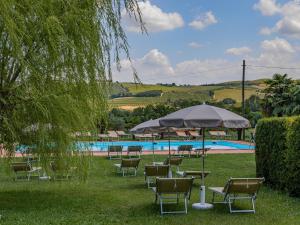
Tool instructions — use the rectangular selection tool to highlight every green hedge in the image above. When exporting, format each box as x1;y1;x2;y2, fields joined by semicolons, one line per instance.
256;116;300;197
286;117;300;196
255;117;288;189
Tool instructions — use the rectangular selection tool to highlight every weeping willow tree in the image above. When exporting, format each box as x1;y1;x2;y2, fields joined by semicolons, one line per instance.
0;0;143;179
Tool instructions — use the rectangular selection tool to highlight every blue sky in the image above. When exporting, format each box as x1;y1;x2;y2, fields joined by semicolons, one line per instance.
113;0;300;84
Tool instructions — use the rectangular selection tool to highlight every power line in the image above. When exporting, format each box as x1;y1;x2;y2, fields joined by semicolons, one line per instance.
140;65;239;83
247;65;300;70
128;63;300;84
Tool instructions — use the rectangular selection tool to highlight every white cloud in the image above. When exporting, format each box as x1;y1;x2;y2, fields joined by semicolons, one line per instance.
254;38;296;66
255;0;300;38
261;37;295;53
122;1;184;33
112;49;175;83
189;11;217;30
188;42;203;48
113;38;300;85
260;27;273;35
253;0;280;16
226;47;252;56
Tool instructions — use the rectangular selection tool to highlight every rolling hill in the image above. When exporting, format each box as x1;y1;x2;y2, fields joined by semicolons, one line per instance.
109;80;265;110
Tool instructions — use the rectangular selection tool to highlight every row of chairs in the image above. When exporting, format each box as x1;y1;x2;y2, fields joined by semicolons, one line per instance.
75;129;230;141
176;130;230;140
108;144;206;159
75;130;131;140
113;157;264;215
108;145;142;159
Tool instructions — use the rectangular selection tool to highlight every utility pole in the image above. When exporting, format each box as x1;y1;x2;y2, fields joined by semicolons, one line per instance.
242;60;246;140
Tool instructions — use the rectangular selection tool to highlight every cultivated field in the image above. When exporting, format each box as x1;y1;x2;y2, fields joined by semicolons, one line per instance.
109;81;262;109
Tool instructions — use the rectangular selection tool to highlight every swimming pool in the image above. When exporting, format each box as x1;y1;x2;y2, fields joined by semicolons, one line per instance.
78;140;254;152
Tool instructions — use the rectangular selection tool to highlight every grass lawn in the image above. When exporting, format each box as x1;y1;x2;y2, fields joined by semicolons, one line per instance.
0;154;300;224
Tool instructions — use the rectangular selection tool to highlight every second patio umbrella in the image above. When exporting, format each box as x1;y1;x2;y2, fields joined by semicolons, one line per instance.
130;118;170;162
159;103;250;209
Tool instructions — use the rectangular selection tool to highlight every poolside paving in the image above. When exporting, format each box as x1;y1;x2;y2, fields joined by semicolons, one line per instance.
91;148;254;156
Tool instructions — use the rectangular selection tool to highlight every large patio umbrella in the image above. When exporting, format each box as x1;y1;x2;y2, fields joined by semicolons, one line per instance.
130;118;170;162
159;103;250;210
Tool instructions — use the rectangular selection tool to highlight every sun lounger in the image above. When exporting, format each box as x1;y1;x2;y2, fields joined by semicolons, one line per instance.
134;133;152;140
144;165;169;188
127;146;143;158
114;158;141;176
193;147;211;157
108;145;123;159
188;130;201;139
164;157;183;172
209;130;230;139
11;162;42;181
154;157;183;174
98;133;109;141
176;145;193;157
108;131;119;141
209;177;264;213
152;177;194;214
116;130;131;139
175;130;189;140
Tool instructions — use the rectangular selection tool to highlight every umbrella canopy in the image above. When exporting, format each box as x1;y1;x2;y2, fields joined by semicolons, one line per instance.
159;103;250;129
130;118;167;133
159;103;250;210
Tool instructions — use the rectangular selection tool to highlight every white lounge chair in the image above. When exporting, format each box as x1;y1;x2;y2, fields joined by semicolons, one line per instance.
175;130;189;140
114;158;141;176
152;177;194;215
11;162;42;181
209;177;264;213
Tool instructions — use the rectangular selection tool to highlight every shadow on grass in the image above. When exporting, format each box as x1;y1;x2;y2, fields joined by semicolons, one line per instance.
0;190;79;212
127;182;147;190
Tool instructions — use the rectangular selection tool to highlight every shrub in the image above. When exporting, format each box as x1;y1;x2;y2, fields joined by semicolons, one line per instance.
135;90;162;97
255;117;288;189
222;98;236;105
286;117;300;197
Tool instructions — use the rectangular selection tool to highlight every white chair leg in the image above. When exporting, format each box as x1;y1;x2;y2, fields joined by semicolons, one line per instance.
228;196;233;213
184;197;188;214
212;192;215;203
252;197;256;213
160;197;163;215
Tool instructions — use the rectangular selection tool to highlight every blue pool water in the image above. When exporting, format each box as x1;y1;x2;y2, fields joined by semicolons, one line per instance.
77;140;254;152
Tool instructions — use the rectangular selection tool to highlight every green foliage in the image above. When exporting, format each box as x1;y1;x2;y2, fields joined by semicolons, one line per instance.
255;117;288;189
245;95;262;127
222;98;236;105
108;104;175;130
110;82;132;99
0;0;143;178
261;74;300;117
286;117;300;196
256;116;300;196
135;90;162;97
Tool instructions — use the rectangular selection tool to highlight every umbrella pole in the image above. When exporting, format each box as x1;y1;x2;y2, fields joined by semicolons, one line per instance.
168;128;171;160
168;128;172;178
152;133;155;162
202;128;205;187
192;127;213;210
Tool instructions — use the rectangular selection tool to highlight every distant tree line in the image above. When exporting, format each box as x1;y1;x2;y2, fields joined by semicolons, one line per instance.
106;74;300;131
